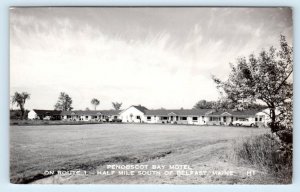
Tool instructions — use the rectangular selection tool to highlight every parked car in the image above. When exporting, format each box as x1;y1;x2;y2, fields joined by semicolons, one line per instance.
43;116;51;120
109;118;122;123
232;119;256;127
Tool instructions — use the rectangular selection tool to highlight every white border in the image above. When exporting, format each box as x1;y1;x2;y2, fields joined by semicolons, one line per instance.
1;1;299;192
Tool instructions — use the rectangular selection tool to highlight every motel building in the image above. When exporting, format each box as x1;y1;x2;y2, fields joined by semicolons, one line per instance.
205;109;263;126
119;105;212;125
27;105;271;126
118;105;268;126
27;109;62;120
60;110;120;122
28;109;120;122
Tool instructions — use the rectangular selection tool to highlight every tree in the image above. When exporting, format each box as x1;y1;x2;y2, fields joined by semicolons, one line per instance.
193;100;214;109
193;99;234;110
213;35;293;145
54;92;73;111
85;107;90;111
11;92;30;119
91;98;100;110
112;102;122;110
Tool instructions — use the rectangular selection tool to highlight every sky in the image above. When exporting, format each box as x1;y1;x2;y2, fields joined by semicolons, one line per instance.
10;7;293;110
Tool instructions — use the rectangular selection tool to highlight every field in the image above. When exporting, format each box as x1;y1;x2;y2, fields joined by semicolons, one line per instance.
10;123;277;184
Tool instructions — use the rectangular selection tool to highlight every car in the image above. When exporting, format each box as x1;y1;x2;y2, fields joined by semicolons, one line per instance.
232;119;256;127
109;118;122;123
43;116;51;120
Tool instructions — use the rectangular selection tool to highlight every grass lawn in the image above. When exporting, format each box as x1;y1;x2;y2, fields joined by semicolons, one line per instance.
10;124;273;184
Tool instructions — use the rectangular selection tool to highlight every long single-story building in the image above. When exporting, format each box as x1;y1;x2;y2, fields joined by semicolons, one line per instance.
27;109;120;121
61;110;120;122
27;105;271;126
205;109;263;126
119;105;268;126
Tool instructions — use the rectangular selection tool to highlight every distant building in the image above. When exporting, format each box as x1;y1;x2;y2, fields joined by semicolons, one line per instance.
205;109;262;126
143;108;212;125
28;109;62;120
119;105;148;123
61;110;120;122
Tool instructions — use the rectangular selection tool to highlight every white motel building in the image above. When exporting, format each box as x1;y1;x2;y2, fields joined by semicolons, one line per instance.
28;105;270;126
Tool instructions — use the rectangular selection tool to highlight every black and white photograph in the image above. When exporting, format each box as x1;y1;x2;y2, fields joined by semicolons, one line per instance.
9;7;293;184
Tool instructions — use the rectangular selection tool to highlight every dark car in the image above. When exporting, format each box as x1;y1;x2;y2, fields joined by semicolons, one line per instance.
110;118;122;123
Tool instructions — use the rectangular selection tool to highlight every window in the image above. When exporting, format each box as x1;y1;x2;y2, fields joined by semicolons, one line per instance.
192;117;198;121
210;117;219;121
255;117;258;121
161;116;168;120
259;118;262;121
86;116;88;119
223;116;226;122
147;116;151;120
180;117;187;120
136;116;140;119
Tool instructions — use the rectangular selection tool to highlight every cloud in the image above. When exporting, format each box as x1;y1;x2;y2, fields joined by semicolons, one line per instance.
10;7;293;110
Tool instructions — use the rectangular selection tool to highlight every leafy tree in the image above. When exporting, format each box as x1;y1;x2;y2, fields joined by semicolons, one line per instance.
11;92;30;119
54;92;73;111
193;100;214;109
194;99;265;111
112;102;122;110
213;35;293;145
91;98;100;110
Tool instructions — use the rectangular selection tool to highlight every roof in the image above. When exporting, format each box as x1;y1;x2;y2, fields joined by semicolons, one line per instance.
61;110;121;116
33;109;62;116
144;109;212;116
132;105;148;113
100;110;121;116
207;109;262;117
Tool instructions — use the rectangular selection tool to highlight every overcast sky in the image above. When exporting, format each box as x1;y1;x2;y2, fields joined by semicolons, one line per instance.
10;7;293;110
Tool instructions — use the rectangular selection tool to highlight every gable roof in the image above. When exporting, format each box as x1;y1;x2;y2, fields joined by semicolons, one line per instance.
132;105;148;113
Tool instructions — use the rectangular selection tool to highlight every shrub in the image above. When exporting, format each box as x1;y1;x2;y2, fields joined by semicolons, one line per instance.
232;133;292;183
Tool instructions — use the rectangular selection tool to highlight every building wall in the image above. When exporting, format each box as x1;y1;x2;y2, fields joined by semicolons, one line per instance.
119;106;146;123
28;110;38;120
79;115;98;121
256;110;271;126
143;115;207;125
145;116;159;123
187;116;207;125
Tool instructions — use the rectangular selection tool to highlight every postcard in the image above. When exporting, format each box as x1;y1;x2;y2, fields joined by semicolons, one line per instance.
9;7;293;184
